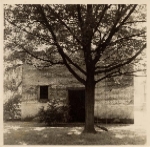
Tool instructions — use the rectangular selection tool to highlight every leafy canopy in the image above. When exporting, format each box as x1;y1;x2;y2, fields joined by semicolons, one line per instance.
4;4;146;85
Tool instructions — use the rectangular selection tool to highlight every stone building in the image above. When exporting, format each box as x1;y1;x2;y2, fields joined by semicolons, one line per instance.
21;63;144;124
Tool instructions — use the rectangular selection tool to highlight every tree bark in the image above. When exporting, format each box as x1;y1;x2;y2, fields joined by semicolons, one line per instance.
83;72;96;133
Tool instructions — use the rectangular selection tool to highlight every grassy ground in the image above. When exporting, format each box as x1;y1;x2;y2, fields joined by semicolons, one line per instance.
4;121;146;145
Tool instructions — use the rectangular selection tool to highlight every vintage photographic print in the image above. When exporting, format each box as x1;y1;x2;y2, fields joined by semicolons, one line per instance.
3;2;148;145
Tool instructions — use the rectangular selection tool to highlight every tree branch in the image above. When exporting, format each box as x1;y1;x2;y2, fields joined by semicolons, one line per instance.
38;5;86;74
95;43;146;74
13;41;64;65
37;5;86;84
6;19;53;45
96;68;146;83
47;5;83;46
123;20;146;25
93;5;137;64
109;32;146;46
93;5;111;35
116;5;137;29
61;54;86;85
77;4;84;32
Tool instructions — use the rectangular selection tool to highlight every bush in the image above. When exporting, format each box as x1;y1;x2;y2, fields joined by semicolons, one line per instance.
21;115;34;121
37;99;70;125
4;95;21;121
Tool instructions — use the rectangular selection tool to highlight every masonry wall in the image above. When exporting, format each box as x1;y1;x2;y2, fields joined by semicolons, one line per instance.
21;64;84;118
22;64;134;122
134;76;146;125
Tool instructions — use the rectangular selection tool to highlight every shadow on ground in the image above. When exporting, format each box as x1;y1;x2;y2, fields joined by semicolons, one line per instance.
4;122;146;145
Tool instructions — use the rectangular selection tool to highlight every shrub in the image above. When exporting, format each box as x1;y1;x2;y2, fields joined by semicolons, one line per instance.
4;94;21;121
22;115;34;121
37;99;70;125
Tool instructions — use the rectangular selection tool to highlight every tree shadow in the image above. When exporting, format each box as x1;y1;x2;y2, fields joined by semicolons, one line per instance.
4;123;146;145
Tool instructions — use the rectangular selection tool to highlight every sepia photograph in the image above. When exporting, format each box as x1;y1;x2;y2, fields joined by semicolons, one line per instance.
2;2;148;145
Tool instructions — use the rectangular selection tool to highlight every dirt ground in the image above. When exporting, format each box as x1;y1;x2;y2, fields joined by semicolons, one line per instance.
3;121;147;145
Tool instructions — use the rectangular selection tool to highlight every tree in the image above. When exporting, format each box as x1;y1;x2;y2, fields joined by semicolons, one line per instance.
4;4;146;133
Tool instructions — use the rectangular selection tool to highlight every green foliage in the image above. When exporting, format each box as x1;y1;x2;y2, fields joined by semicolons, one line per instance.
37;99;70;125
4;95;21;121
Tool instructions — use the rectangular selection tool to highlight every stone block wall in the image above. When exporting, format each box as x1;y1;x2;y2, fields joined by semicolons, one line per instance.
21;64;134;121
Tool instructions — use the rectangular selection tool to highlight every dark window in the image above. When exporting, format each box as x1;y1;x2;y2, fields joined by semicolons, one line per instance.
40;86;48;99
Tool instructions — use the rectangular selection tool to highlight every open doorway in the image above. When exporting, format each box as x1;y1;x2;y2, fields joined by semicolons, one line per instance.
68;89;85;122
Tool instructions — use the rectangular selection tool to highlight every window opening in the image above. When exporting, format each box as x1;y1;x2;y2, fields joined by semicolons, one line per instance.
40;86;48;99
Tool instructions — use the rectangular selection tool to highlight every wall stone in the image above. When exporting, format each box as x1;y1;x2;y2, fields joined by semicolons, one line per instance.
21;102;48;118
134;76;146;125
22;64;135;120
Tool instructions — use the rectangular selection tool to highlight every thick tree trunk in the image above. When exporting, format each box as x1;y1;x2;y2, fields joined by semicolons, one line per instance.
83;75;96;133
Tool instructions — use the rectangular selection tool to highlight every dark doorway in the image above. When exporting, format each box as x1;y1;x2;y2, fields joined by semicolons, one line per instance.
68;89;85;122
